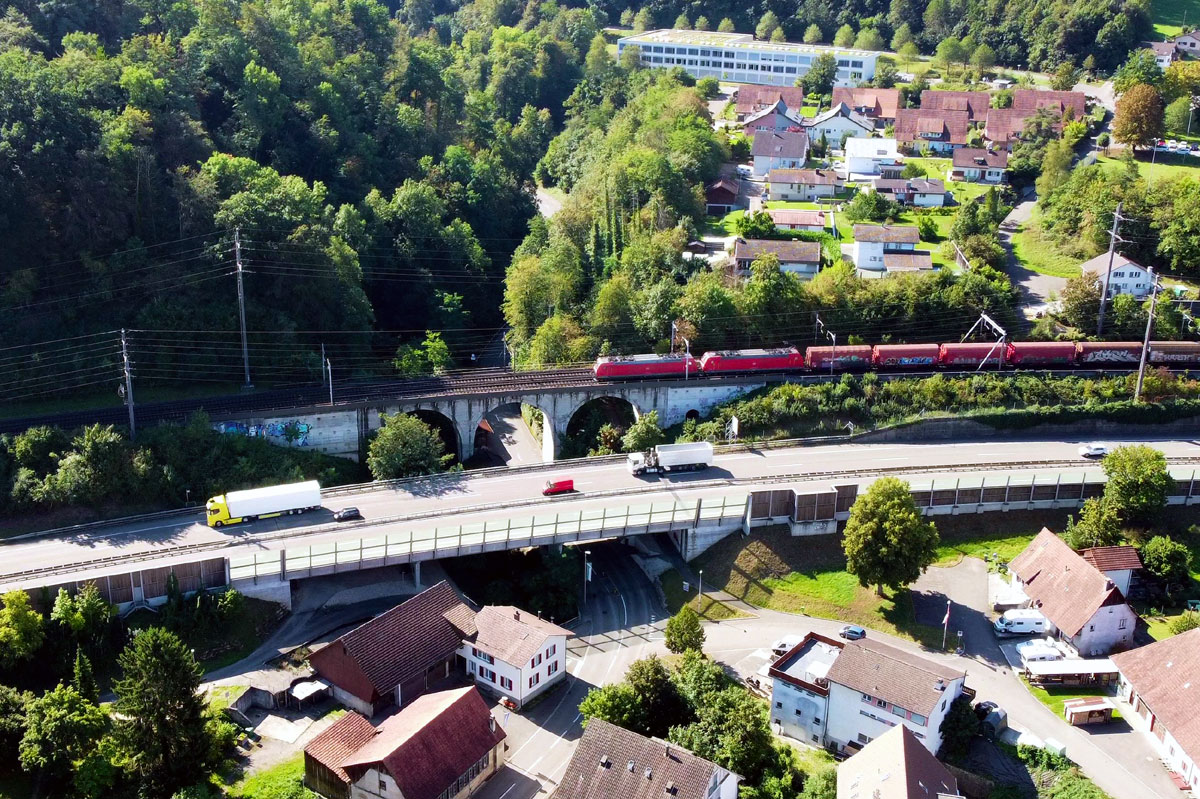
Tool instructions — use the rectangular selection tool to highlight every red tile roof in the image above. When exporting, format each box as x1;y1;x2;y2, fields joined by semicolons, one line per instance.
766;209;826;227
305;712;378;786
309;581;477;704
826;638;965;717
883;252;934;270
983;108;1029;144
1008;529;1129;637
736;84;807;115
919;90;990;120
853;225;919;244
471;606;571;667
894;109;971;146
952;147;1009;168
1012;89;1087;117
343;687;506;799
553;718;736;799
832;87;901;120
733;238;822;264
767;168;841;185
1112;629;1200;767
1079;545;1144;573
837;725;960;799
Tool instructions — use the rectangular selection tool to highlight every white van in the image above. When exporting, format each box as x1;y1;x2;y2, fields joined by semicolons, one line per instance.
1017;638;1063;664
993;609;1048;637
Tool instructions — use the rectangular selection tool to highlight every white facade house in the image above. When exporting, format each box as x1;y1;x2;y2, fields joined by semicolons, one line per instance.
769;633;968;756
752;130;809;176
1175;30;1200;52
1080;546;1144;597
949;147;1008;183
617;29;877;87
459;606;568;709
803;104;874;147
767;168;842;201
1008;529;1140;657
1080;254;1153;299
843;137;900;178
851;225;918;275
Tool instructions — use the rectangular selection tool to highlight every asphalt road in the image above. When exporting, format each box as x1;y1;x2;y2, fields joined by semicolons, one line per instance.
7;436;1200;589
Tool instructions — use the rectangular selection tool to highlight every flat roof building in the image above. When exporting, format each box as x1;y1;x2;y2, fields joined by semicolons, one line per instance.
617;29;877;87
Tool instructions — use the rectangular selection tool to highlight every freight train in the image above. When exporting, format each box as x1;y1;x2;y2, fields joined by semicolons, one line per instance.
592;341;1200;380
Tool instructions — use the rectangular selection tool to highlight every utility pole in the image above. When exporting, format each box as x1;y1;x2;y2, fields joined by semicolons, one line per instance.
321;342;326;386
325;357;333;405
670;321;678;355
815;313;836;375
961;312;1007;370
1097;202;1124;335
1135;270;1162;403
120;329;136;440
682;337;691;380
234;227;252;389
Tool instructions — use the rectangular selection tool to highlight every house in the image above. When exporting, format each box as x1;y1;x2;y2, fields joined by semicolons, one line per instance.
1145;40;1179;69
831;87;901;126
1079;253;1153;299
304;687;506;799
982;108;1030;150
851;225;919;276
802;103;874;146
1175;29;1200;53
767;168;843;201
552;718;741;799
1112;629;1200;792
1012;89;1087;119
893;109;971;153
836;725;964;799
871;178;945;207
752;131;810;176
1007;528;1139;656
705;179;740;215
732;238;823;279
918;90;990;121
736;83;808;121
768;632;968;755
1079;545;1144;597
843;137;901;178
309;581;478;716
948;147;1008;183
616;29;878;87
766;208;827;232
457;606;570;709
743;99;807;137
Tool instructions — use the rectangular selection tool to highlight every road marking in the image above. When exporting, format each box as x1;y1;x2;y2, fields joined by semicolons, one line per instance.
498;785;515;799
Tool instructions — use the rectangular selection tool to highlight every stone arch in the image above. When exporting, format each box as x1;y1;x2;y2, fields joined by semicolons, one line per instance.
685;409;701;422
467;401;555;466
406;408;461;464
562;395;640;458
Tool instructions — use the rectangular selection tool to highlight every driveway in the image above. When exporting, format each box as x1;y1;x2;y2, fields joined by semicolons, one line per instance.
535;187;562;218
999;196;1067;317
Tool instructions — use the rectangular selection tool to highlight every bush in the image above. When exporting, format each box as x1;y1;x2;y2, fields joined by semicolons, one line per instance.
1169;611;1200;635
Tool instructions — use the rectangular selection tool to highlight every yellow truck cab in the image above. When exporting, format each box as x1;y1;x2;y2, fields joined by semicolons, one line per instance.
205;496;235;528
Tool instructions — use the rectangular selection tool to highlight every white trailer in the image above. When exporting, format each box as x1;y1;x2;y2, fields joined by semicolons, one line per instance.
993;608;1047;637
627;442;714;476
207;480;323;527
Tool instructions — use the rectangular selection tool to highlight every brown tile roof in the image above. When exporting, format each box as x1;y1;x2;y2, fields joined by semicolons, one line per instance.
894;109;971;146
853;225;920;244
706;179;738;201
1008;529;1129;637
1112;629;1200;766
874;179;944;195
768;168;840;185
920;90;990;120
733;238;822;264
1146;40;1176;55
952;147;1009;168
983;108;1029;144
766;209;826;227
471;606;571;667
310;581;478;704
836;725;960;799
827;638;965;717
883;252;934;270
751;130;810;159
305;712;378;786
736;84;807;115
553;718;736;799
1012;89;1087;117
1079;545;1144;573
342;687;506;799
832;87;901;119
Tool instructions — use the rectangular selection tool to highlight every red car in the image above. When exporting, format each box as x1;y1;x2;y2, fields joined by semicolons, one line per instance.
542;478;574;496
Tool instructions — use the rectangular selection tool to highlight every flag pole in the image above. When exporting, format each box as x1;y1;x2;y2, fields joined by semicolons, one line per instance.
942;600;951;650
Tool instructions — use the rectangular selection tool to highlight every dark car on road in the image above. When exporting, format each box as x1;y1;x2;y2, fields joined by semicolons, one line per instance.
838;624;866;640
333;507;362;522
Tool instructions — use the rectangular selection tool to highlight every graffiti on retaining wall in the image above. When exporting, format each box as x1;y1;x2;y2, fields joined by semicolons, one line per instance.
214;419;313;446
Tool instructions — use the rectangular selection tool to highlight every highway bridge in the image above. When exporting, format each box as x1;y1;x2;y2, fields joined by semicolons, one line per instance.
6;437;1200;610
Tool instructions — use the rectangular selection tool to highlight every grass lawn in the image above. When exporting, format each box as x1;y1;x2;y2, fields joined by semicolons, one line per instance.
1010;208;1083;278
1152;0;1200;37
1096;153;1200;184
1021;677;1121;721
930;510;1071;566
126;596;287;673
706;208;744;236
799;103;819;118
207;684;249;712
660;568;747;620
226;753;317;799
691;524;945;649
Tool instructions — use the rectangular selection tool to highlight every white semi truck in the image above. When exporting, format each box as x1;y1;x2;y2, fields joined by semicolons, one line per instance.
627;442;714;476
206;480;323;527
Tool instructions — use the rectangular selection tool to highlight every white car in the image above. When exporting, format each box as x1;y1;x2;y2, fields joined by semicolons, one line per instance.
735;165;753;177
1078;442;1109;459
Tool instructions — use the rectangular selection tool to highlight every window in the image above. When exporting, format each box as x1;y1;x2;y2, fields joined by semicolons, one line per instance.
479;667;496;682
910;713;927;726
776;701;783;709
875;698;887;708
940;699;947;712
1090;624;1095;631
857;733;872;744
547;644;557;658
472;648;495;665
531;653;542;668
548;660;560;676
1119;618;1128;630
500;676;513;691
379;778;387;792
814;717;822;725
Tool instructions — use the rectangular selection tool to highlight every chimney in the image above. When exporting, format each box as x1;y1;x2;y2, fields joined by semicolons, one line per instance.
514;610;520;621
645;767;653;780
665;743;670;758
1105;579;1114;590
935;678;945;691
489;716;496;732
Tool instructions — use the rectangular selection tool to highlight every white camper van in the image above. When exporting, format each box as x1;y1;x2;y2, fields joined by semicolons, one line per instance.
993;608;1048;637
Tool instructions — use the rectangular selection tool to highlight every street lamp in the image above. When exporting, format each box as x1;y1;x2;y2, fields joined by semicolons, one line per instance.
698;569;704;600
583;550;592;605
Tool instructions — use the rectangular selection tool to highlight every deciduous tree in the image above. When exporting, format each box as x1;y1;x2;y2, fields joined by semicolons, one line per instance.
367;413;453;479
834;24;855;47
843;477;940;595
854;28;885;50
756;11;781;40
805;52;839;95
891;23;913;51
665;605;706;653
1058;272;1102;334
1102;444;1174;524
0;590;43;669
1114;50;1164;95
804;24;823;44
19;684;105;790
1140;535;1192;588
1064;498;1123;549
669;686;775;782
1165;96;1192;134
621;410;666;452
1114;83;1165;149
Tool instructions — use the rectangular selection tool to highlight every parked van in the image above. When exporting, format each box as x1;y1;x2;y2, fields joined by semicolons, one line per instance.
542;478;574;496
1017;638;1063;664
993;608;1047;637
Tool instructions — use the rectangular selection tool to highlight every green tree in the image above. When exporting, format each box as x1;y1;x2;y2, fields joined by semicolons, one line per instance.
898;41;921;69
671;650;727;706
0;684;31;768
1036;138;1075;198
934;37;965;76
113;627;213;797
669;687;775;782
799;764;838;799
665;605;706;653
917;214;939;242
756;11;781;40
718;18;736;32
12;426;68;474
873;58;900;88
580;682;644;730
771;28;787;42
0;590;43;669
843;477;940;595
891;23;913;51
843;191;899;223
804;24;823;44
619;8;634;26
1114;83;1165;149
805;53;840;96
1165;96;1192;134
72;649;100;705
695;16;711;31
1050;62;1079;91
625;655;692;737
1140;535;1192;588
673;12;690;29
19;684;106;789
1102;445;1174;525
833;24;856;47
938;696;980;762
632;8;653;32
367;413;453;479
971;43;996;72
854;28;885;50
1114;50;1165;95
1063;498;1123;549
622;410;666;452
1058;272;1102;334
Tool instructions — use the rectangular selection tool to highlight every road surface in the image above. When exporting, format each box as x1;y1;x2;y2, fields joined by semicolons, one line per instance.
6;437;1200;589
